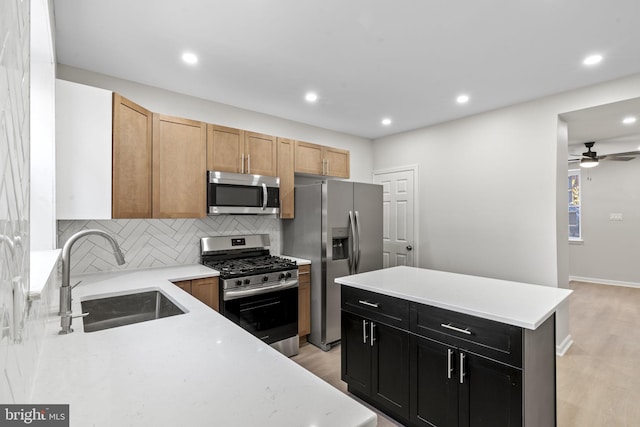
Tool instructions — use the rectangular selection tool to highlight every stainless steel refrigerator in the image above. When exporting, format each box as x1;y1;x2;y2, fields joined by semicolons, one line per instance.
282;180;383;351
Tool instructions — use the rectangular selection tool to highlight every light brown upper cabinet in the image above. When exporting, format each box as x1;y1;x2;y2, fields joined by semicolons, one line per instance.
207;125;277;177
152;114;207;218
112;94;153;218
277;137;295;219
294;141;350;178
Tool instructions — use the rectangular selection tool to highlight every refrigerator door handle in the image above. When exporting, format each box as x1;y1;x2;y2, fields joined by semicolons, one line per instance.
354;210;361;273
348;210;357;274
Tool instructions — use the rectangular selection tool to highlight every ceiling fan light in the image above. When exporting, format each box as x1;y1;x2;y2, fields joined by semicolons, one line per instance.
580;157;599;168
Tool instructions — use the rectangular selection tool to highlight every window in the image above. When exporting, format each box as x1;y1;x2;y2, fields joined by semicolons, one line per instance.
568;170;581;240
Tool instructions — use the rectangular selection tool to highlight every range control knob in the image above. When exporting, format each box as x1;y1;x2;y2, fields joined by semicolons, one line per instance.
279;273;286;280
243;279;251;285
235;280;242;287
286;272;292;278
262;276;269;282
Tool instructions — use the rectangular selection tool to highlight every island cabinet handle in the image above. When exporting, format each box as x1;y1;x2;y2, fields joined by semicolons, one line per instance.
358;300;379;308
370;322;376;347
460;353;466;384
447;349;454;379
440;323;472;335
362;320;369;344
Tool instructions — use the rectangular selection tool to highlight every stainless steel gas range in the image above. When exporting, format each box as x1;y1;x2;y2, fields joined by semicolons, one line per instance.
200;234;299;357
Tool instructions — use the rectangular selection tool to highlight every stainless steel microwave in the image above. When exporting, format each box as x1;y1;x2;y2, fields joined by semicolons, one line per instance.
207;171;280;215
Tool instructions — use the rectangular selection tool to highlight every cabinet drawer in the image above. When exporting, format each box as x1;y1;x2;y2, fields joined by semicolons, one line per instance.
411;304;522;367
342;287;409;330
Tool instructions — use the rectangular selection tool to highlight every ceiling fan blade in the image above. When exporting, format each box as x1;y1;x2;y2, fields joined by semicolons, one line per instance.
605;156;635;161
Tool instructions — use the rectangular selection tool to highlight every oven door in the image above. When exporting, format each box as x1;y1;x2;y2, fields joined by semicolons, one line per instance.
208;171;279;215
222;286;298;345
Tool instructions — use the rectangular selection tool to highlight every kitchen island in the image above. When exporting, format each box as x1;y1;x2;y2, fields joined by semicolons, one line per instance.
336;266;572;427
31;265;376;427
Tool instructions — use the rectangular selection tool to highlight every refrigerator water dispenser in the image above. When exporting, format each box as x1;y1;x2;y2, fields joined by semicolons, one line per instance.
332;228;349;260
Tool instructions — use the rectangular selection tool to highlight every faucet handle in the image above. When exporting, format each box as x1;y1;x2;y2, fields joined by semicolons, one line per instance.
71;280;83;290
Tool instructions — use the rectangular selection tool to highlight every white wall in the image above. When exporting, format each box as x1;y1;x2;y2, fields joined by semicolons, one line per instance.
56;64;374;183
569;159;640;287
372;72;640;349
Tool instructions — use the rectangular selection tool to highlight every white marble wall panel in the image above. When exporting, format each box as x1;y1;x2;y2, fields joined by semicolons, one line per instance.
58;216;281;274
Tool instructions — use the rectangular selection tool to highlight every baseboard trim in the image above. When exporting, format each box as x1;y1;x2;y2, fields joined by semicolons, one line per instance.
556;334;573;357
569;276;640;289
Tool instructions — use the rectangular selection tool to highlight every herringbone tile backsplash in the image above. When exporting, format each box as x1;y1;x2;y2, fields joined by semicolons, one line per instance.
58;216;281;274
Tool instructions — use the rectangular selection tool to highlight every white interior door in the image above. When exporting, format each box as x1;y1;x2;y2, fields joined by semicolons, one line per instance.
374;168;416;268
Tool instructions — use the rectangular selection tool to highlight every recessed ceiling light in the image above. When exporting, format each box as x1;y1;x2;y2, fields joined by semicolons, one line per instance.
381;118;392;126
182;52;198;65
583;54;603;66
305;92;318;102
622;116;637;125
456;94;469;104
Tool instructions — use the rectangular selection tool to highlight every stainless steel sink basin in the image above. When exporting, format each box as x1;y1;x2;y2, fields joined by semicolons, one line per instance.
81;290;185;332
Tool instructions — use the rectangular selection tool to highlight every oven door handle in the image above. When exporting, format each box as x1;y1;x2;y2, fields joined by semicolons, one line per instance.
224;279;298;300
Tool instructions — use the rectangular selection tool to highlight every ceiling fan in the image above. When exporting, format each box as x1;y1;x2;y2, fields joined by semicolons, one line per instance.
569;141;640;168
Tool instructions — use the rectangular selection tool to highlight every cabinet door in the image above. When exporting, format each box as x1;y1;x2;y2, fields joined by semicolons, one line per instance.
411;336;459;427
191;277;220;312
341;312;372;395
112;94;153;218
323;146;350;178
297;265;311;336
294;140;324;175
277;137;295;218
460;352;522;427
371;322;410;419
172;280;192;294
245;132;277;176
207;124;244;173
152;114;206;218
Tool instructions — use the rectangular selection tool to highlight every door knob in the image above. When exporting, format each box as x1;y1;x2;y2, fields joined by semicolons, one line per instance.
406;245;413;251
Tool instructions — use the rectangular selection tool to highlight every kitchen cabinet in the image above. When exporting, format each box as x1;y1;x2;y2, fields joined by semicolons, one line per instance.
341;287;411;421
341;284;556;427
294;141;350;178
297;264;311;338
172;277;219;312
206;125;277;177
152;114;207;218
55;79;113;219
277;137;295;219
112;93;153;218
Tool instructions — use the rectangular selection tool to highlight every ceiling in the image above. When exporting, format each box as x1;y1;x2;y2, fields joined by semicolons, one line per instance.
52;0;640;140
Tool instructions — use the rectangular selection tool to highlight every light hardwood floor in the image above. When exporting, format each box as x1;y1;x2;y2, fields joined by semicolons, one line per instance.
292;281;640;426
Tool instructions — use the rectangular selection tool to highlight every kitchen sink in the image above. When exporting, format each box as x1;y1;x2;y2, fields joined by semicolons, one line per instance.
81;289;186;333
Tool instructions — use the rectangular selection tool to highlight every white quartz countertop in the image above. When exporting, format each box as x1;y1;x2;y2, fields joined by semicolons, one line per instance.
280;255;311;265
32;265;376;427
335;266;572;330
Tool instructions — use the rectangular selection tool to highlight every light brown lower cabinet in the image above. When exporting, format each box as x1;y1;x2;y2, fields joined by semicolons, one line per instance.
298;264;311;337
172;277;219;312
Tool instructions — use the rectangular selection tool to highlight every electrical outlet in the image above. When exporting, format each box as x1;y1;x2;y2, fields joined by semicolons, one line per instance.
609;213;623;221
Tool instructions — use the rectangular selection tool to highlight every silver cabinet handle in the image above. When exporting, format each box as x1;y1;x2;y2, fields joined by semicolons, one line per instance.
362;320;369;344
241;153;245;174
460;352;466;384
358;300;379;308
326;159;330;175
247;154;251;174
322;159;326;175
447;348;454;379
441;323;472;335
370;322;376;347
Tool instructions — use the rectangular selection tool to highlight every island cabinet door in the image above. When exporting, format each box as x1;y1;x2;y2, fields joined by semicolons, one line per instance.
341;312;372;395
410;335;459;427
459;351;522;427
370;322;410;420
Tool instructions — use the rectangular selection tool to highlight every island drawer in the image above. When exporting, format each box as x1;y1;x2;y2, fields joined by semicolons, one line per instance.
342;286;410;329
411;303;523;367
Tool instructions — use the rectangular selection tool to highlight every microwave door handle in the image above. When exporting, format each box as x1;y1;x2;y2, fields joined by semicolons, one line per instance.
262;183;268;210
